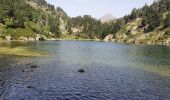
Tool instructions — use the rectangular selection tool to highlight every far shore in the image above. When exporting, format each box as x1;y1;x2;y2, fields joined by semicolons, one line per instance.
0;38;169;47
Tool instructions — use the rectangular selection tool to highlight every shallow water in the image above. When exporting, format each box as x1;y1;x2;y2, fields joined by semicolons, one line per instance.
0;41;170;100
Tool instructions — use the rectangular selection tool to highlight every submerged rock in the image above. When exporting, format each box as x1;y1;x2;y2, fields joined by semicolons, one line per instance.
22;69;34;72
22;69;29;72
78;69;85;73
27;85;34;89
31;65;38;68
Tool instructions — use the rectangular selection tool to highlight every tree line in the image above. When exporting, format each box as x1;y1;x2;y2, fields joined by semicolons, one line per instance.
0;0;169;40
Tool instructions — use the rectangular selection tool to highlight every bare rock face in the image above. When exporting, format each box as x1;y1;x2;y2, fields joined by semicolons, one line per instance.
103;34;113;42
100;13;116;23
19;36;28;41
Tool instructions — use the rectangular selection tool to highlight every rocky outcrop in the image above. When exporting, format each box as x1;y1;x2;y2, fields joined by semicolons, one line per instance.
5;35;11;40
35;34;46;41
28;37;35;41
94;37;100;41
19;37;35;41
103;34;113;42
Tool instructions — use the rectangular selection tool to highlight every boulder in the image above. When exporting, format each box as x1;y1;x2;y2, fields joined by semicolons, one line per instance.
19;36;28;41
103;34;113;42
27;85;34;89
94;37;100;41
5;35;11;40
78;69;85;73
22;69;29;72
31;65;38;68
35;34;40;41
28;37;35;41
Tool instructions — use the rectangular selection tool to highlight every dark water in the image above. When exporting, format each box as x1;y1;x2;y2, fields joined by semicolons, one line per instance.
0;41;170;100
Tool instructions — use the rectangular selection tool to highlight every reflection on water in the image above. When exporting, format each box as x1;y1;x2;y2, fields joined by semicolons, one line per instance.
0;41;170;100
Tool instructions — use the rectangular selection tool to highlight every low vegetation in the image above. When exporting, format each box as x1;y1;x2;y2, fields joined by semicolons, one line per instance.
0;46;48;57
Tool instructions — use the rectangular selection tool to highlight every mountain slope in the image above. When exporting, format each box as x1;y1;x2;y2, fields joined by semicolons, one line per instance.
100;13;116;23
0;0;104;40
107;0;170;45
0;0;70;40
100;0;170;45
0;0;169;45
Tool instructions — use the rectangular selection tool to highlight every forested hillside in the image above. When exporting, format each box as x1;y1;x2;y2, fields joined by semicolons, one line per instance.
113;0;170;45
0;0;106;40
0;0;69;40
0;0;169;45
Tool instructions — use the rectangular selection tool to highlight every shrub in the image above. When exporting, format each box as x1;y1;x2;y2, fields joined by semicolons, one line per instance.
39;36;45;41
165;30;170;35
2;28;35;39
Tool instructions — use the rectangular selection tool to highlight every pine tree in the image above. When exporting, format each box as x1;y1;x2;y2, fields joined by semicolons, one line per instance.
164;12;170;28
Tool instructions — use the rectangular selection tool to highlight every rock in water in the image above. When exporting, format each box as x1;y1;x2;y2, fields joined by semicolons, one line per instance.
31;65;38;68
78;69;85;73
22;69;29;72
27;85;34;89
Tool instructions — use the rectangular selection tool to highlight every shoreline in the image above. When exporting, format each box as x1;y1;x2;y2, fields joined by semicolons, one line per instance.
0;38;169;47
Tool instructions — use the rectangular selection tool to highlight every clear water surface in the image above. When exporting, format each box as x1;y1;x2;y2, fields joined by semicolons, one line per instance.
0;40;170;100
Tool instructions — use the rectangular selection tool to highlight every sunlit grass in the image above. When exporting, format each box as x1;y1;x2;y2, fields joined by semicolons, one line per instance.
0;46;48;57
128;63;170;77
0;38;4;42
133;64;170;77
142;66;170;77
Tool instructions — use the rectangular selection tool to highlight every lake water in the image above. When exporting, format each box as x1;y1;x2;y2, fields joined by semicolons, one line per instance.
0;40;170;100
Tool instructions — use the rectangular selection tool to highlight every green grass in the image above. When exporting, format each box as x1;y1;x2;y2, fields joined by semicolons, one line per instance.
3;28;36;39
0;46;48;57
142;65;170;77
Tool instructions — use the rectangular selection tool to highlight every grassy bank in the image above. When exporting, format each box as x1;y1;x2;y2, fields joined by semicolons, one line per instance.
0;46;48;57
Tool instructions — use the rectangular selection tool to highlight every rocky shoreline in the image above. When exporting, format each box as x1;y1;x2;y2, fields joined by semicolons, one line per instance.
103;34;170;46
0;35;170;46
